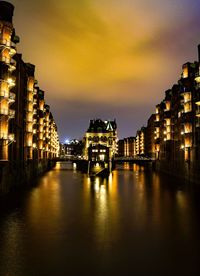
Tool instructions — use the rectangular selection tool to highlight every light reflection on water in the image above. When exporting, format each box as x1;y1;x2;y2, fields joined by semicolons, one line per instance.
0;161;200;275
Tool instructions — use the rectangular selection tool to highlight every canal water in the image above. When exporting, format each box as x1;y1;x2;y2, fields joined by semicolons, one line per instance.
0;162;200;276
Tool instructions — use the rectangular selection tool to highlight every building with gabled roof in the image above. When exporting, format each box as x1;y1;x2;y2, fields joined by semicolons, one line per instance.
83;119;117;161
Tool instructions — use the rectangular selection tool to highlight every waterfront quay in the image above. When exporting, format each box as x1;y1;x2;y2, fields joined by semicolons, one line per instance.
0;161;200;276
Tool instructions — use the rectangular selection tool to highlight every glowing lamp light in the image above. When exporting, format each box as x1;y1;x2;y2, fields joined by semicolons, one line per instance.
195;76;200;83
7;78;12;84
65;139;70;144
8;134;15;141
33;143;37;149
7;78;15;86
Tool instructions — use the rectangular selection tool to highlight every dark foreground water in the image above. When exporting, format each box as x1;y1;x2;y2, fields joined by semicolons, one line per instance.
0;162;200;276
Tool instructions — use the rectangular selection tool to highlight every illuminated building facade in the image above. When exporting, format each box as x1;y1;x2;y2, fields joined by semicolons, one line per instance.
135;127;146;156
83;119;117;161
0;1;59;193
49;112;59;159
124;137;136;157
118;46;200;172
131;44;200;182
146;114;156;159
117;137;136;158
152;57;200;165
117;139;125;157
25;63;35;160
60;140;83;159
0;1;18;160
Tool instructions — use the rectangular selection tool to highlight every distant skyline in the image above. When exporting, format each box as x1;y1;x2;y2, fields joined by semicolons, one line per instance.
9;0;200;142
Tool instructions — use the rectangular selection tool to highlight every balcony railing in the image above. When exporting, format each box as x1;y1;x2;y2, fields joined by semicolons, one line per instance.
0;37;17;48
0;132;14;141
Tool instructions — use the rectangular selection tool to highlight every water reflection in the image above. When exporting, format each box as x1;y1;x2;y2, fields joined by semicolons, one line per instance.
82;172;120;247
26;173;62;233
0;162;200;275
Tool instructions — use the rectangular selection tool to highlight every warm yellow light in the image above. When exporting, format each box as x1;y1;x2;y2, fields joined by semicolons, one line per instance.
165;119;171;126
9;134;15;141
184;123;192;134
182;66;188;78
184;102;192;113
165;101;171;111
7;78;15;86
195;76;200;83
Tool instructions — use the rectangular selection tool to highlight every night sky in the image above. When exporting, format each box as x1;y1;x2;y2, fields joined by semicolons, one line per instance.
9;0;200;142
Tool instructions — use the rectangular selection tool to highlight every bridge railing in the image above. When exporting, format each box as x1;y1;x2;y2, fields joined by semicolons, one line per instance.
114;156;155;161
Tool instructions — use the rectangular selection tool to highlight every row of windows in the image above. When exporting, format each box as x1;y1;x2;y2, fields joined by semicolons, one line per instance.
88;136;113;142
92;149;107;153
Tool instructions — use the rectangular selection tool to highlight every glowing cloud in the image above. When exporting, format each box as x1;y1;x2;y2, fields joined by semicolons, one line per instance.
10;0;200;139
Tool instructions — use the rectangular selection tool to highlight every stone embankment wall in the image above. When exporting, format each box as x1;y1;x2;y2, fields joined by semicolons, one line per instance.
0;160;56;195
154;160;200;184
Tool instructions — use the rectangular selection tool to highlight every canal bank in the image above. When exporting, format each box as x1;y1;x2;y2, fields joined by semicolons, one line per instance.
154;159;200;185
0;160;56;195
